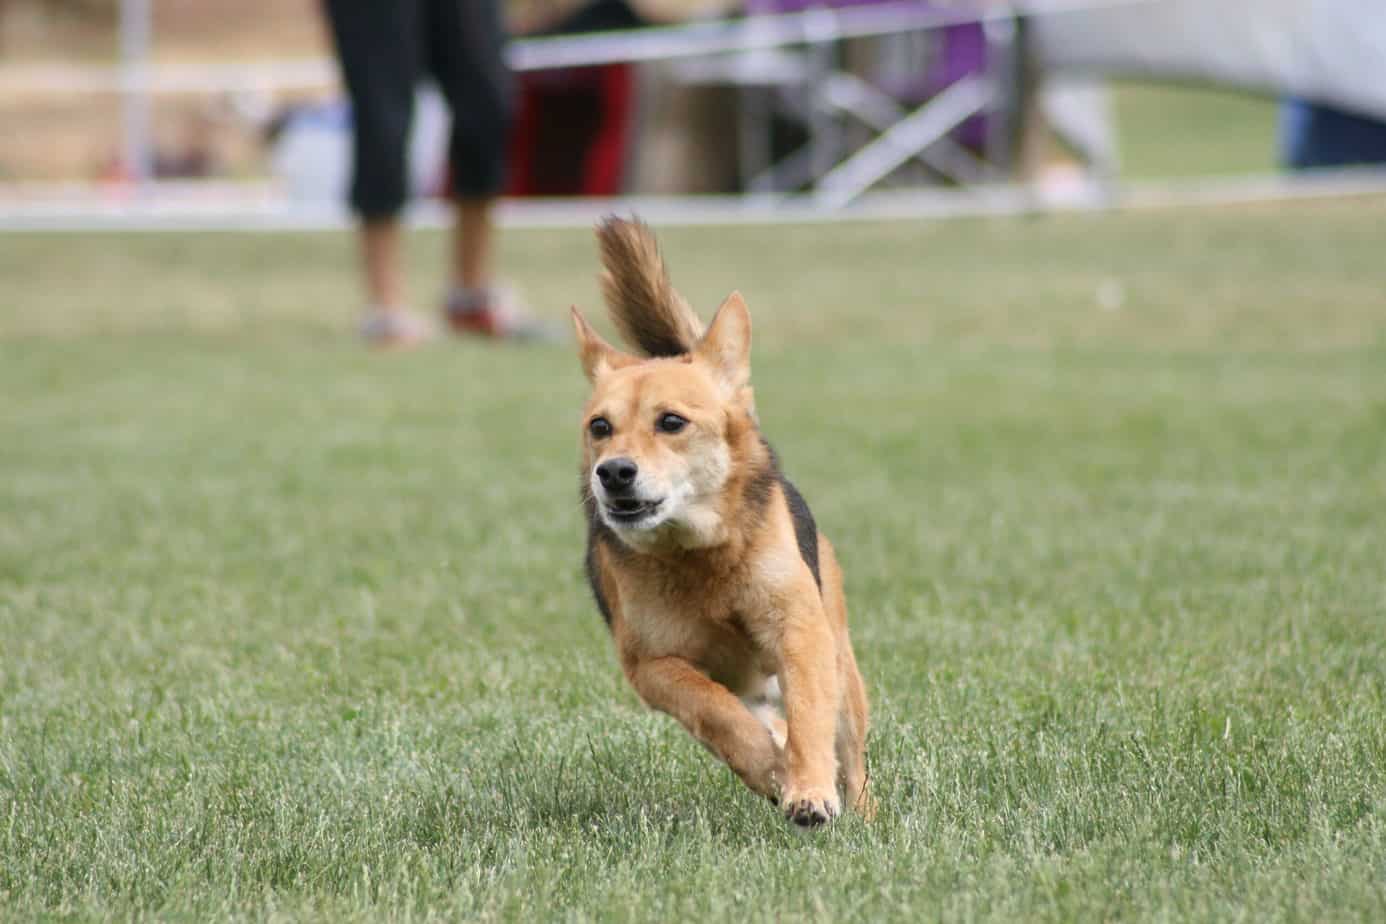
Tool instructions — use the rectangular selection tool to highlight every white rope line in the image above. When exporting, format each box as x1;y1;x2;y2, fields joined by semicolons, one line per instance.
2;169;1383;233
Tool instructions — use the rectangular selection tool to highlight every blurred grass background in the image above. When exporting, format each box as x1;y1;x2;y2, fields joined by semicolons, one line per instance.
1115;82;1278;178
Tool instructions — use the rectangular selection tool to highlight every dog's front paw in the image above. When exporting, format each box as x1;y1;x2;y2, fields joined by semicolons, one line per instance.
781;786;840;828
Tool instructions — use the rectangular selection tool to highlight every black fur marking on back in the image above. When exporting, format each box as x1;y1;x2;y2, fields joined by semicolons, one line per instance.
779;475;822;592
757;440;822;593
741;440;779;523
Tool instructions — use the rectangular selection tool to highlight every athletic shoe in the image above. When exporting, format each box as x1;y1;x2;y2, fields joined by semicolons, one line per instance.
359;308;434;349
443;285;563;342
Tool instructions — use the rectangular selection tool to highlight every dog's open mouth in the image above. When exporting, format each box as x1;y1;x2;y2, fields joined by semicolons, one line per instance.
604;497;663;524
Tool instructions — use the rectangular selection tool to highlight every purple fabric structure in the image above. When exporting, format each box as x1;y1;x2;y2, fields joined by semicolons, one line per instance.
744;0;990;151
747;0;887;10
926;16;988;150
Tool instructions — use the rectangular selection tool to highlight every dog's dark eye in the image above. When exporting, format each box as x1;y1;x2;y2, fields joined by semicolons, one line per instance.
657;413;688;434
588;417;612;439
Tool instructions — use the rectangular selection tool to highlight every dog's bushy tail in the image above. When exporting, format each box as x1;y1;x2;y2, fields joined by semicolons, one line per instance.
597;217;703;357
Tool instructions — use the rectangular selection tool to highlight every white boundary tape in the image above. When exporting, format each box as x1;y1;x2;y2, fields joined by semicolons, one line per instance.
1;169;1384;233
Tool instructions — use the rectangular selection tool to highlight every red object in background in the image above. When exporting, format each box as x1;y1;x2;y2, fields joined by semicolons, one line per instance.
505;63;635;197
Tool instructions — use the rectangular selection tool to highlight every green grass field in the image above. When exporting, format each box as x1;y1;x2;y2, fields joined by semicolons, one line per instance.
3;199;1386;921
1115;82;1278;179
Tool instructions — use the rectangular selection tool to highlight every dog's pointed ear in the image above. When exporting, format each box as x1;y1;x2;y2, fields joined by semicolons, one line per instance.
571;307;633;382
694;291;751;391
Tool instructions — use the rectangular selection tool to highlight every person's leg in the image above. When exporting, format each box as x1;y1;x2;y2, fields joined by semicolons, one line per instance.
361;219;406;309
454;197;495;293
426;0;513;287
323;0;429;343
427;0;553;337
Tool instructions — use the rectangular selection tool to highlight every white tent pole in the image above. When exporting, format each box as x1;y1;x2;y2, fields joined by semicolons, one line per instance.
119;0;154;187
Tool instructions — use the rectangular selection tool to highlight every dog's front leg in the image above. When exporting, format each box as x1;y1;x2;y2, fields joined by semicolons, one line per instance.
777;597;843;827
626;655;781;801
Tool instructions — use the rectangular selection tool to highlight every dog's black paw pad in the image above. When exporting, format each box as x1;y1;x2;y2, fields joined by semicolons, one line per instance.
785;800;833;828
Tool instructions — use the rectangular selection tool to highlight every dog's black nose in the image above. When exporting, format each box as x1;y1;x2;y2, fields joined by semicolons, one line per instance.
596;457;638;491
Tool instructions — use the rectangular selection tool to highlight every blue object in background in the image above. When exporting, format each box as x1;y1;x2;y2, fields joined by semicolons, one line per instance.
1280;98;1386;169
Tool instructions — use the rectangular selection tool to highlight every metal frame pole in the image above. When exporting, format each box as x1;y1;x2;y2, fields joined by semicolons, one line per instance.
119;0;154;188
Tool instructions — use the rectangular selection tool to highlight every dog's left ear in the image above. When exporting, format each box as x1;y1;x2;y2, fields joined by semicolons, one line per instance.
695;291;751;391
571;307;634;382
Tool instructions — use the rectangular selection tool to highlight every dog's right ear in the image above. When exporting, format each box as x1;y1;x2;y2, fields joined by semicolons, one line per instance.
571;307;634;382
694;290;752;393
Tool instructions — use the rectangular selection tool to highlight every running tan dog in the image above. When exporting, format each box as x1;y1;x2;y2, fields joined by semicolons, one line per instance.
571;218;872;827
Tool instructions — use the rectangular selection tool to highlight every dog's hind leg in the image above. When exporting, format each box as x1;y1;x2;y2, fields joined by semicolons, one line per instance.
819;536;874;819
835;647;875;820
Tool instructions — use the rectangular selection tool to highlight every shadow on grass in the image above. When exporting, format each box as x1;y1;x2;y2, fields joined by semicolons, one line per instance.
389;730;864;854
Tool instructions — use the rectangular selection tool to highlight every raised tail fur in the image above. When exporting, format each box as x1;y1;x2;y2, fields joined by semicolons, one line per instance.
597;217;704;357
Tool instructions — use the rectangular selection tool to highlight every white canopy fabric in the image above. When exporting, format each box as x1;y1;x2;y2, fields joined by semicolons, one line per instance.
1034;0;1386;120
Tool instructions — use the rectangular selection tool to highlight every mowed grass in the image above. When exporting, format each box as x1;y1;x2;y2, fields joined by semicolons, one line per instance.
2;199;1386;921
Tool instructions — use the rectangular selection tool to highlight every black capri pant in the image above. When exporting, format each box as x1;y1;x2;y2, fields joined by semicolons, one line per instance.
322;0;516;219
